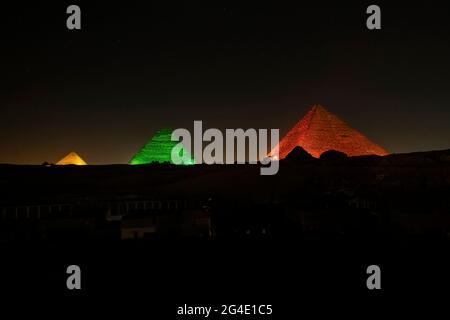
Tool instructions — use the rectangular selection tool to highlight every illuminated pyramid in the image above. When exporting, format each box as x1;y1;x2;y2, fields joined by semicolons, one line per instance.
130;128;195;165
272;105;388;159
56;151;87;165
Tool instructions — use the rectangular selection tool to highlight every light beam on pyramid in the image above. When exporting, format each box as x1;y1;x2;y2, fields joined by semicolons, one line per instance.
271;105;389;159
130;128;195;165
56;152;87;165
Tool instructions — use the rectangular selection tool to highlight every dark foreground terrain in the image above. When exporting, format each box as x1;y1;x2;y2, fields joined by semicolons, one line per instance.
1;148;450;240
1;149;450;313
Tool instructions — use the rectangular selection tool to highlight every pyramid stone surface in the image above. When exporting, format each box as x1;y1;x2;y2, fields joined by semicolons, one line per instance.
130;128;195;165
56;152;87;165
272;105;388;159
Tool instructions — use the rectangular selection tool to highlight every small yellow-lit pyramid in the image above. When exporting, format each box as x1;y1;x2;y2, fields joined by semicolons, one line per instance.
56;152;87;165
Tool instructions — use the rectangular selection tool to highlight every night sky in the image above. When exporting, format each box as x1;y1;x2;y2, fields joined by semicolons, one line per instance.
1;1;450;164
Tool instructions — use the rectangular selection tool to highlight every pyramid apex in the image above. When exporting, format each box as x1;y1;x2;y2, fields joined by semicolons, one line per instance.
311;104;328;112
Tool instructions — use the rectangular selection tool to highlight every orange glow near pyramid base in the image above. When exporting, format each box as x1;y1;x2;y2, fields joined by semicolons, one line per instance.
271;105;389;159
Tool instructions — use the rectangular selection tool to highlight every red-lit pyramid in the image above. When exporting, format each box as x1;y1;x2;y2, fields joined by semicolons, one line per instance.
272;105;388;159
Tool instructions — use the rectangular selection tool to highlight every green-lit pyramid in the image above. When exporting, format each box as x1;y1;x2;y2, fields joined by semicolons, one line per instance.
130;128;195;165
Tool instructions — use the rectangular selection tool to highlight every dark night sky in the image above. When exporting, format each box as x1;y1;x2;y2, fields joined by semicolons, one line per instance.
1;1;450;164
